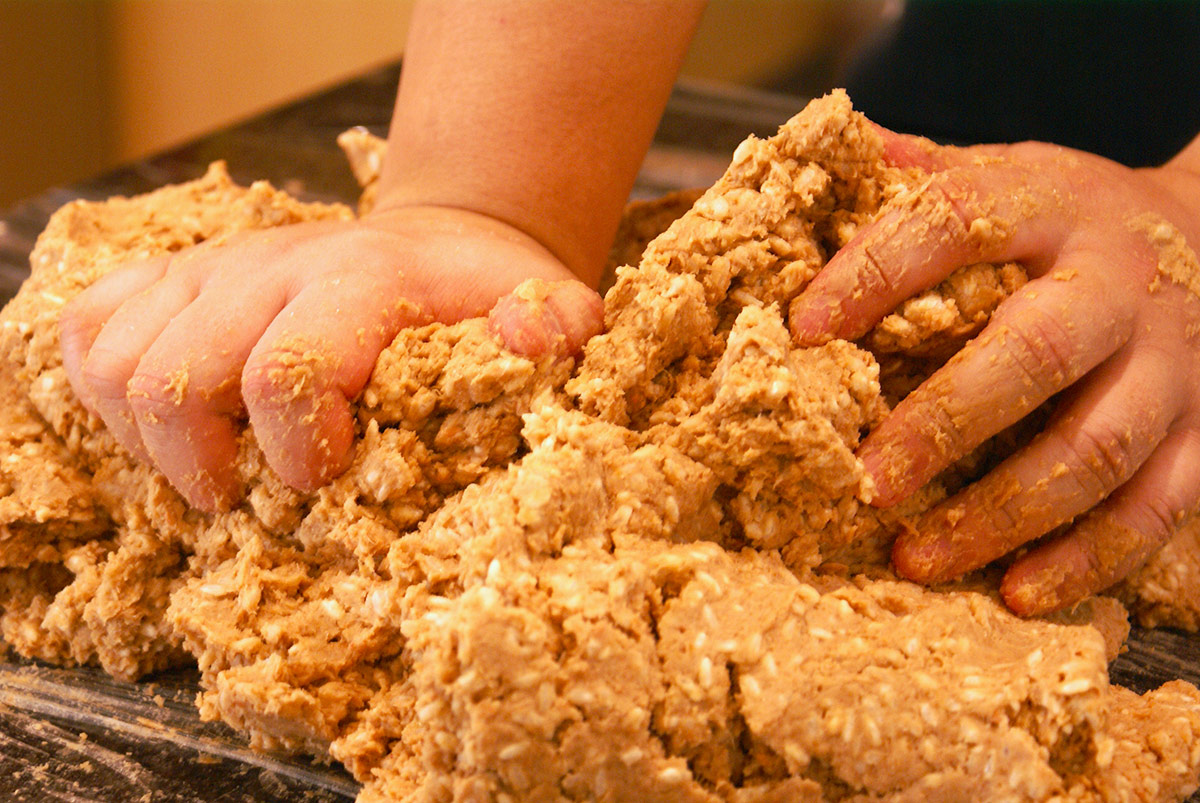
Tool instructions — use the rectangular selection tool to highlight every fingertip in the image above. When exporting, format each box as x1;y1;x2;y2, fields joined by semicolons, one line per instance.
787;247;880;344
859;447;890;505
243;360;356;493
257;418;354;493
128;374;245;510
546;281;605;354
241;271;417;495
489;300;539;355
61;296;123;416
998;574;1038;617
177;466;243;514
489;279;603;358
891;526;951;584
999;558;1075;617
81;349;151;458
893;492;1006;585
872;125;944;172
999;509;1165;617
787;292;839;346
273;444;353;494
59;255;171;359
277;397;355;492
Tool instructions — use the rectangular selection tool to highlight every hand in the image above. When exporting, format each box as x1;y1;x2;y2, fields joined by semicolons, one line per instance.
790;130;1200;615
59;205;603;512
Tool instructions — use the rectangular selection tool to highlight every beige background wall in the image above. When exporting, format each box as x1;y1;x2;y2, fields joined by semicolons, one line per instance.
0;1;883;209
1;0;416;208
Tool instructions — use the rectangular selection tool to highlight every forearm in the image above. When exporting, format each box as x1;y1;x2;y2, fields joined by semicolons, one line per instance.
376;0;705;287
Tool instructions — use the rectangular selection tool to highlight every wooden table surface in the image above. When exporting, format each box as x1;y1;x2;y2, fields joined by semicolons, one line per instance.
1;63;1198;802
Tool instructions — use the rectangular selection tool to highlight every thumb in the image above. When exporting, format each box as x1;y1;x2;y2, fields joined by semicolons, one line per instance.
488;279;604;358
871;123;1007;172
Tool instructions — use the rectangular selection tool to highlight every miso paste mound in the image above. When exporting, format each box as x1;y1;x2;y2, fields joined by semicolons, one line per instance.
3;91;1200;802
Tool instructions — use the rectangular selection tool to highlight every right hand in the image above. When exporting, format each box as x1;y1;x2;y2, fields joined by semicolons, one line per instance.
59;205;603;511
791;127;1200;614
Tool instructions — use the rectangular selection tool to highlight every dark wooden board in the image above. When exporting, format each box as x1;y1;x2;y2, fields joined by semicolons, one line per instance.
0;662;357;802
2;63;1198;801
2;625;1198;802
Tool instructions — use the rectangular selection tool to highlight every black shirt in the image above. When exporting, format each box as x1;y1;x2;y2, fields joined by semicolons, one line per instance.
843;0;1200;166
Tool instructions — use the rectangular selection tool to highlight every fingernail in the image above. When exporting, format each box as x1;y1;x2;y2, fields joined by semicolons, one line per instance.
1000;562;1073;617
490;280;603;358
891;527;952;583
893;496;983;584
788;293;837;345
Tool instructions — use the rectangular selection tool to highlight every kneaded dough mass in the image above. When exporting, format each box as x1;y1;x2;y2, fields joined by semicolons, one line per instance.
3;91;1200;802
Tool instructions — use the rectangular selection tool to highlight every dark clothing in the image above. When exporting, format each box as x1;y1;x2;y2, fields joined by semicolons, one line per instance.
844;1;1200;166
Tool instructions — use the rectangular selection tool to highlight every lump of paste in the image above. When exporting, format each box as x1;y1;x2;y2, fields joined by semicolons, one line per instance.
2;91;1199;803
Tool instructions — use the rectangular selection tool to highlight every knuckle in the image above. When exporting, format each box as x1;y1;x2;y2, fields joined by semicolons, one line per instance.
913;389;974;464
982;491;1025;539
1126;496;1179;548
80;348;136;404
925;171;980;237
1000;310;1078;395
1057;419;1137;500
1003;140;1052;163
242;345;320;411
125;368;190;423
858;246;900;299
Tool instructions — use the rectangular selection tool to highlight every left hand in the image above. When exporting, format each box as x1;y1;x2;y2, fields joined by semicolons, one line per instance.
790;129;1200;615
59;206;603;512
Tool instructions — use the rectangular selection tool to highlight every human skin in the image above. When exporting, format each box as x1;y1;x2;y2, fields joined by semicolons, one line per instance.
791;130;1200;615
58;0;705;512
59;2;1200;615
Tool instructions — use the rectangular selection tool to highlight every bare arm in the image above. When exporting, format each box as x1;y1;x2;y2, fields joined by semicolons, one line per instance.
60;1;704;510
381;0;704;286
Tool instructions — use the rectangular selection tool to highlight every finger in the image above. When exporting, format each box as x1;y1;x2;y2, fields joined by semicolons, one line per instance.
78;259;205;458
125;273;294;512
859;259;1135;506
487;279;604;358
871;125;1008;172
790;158;1072;345
892;340;1178;584
242;271;428;492
60;257;170;412
873;127;944;172
1000;425;1200;615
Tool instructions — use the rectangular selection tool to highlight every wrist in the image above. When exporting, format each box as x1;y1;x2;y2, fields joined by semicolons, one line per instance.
360;200;574;282
373;171;610;290
373;1;704;291
1155;134;1200;198
1142;135;1200;244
